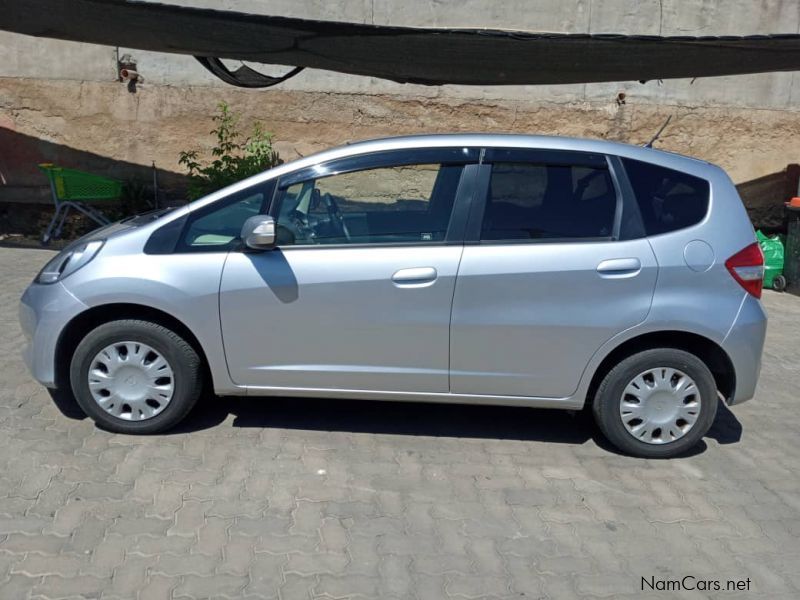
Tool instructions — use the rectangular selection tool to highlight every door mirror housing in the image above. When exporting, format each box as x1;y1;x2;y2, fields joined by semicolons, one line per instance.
241;215;276;250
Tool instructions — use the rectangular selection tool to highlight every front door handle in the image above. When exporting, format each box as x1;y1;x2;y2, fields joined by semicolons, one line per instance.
596;258;642;278
392;267;438;287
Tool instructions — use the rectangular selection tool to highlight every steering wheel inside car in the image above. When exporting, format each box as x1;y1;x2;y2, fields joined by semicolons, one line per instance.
287;209;315;242
320;192;351;241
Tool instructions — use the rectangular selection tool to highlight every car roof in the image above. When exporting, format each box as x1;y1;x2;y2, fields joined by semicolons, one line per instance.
191;133;716;211
288;133;709;172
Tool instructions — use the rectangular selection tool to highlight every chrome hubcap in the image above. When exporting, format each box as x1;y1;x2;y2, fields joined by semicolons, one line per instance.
619;367;701;445
88;341;174;421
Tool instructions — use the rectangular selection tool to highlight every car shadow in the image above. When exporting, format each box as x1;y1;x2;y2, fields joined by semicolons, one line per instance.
48;387;743;454
173;392;595;444
705;399;743;445
175;393;743;454
48;388;88;420
586;398;741;458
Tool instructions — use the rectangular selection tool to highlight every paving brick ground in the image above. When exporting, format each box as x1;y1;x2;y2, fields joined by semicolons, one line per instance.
1;246;799;599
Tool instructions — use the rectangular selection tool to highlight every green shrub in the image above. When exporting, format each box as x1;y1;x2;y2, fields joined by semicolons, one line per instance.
179;101;282;200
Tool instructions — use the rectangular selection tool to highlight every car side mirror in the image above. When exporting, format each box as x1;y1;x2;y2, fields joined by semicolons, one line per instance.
241;215;276;250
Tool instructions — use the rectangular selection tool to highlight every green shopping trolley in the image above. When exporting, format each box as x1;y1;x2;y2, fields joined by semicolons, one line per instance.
38;164;123;244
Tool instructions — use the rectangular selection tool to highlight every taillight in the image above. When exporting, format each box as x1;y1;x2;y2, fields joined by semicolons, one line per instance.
725;242;764;299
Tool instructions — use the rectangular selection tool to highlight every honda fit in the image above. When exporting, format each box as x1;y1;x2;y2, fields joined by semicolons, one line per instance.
19;135;767;458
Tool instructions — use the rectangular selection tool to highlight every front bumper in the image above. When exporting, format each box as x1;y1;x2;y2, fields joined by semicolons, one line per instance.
721;294;768;405
19;281;88;388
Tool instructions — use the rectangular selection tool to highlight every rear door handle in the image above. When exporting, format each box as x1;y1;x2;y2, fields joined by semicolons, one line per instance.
596;258;642;278
392;267;438;287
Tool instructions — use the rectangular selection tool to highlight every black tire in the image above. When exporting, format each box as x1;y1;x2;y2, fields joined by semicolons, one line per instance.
70;319;203;434
773;274;787;292
592;348;718;458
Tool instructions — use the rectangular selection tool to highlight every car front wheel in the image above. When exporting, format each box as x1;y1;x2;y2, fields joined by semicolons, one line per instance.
70;319;203;434
592;348;718;458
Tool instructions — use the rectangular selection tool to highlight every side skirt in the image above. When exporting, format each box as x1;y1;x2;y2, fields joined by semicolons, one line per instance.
239;385;584;410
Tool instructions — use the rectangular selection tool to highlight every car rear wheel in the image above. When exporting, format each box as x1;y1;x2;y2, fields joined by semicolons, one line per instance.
70;319;203;434
592;348;718;458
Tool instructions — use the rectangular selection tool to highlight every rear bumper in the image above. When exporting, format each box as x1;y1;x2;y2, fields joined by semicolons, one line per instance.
19;281;88;388
721;294;767;405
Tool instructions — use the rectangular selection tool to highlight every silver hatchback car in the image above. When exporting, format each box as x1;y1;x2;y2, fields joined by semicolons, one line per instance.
20;134;766;458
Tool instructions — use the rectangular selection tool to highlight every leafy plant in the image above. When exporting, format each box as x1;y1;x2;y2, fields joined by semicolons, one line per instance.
179;101;282;200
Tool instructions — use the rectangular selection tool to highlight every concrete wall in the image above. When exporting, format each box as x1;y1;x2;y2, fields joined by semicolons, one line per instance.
2;0;800;227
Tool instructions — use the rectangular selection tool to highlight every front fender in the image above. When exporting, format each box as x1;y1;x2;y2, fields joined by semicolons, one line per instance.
62;251;241;394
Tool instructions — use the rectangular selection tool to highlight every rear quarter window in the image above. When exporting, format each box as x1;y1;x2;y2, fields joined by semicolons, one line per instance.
622;158;710;236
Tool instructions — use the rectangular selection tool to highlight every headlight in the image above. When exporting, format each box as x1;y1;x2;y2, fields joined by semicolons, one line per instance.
36;240;105;284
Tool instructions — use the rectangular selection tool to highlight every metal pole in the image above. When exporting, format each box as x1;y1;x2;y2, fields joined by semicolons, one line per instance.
152;161;159;209
785;206;800;294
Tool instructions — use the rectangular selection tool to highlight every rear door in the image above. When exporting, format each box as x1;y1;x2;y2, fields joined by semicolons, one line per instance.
450;149;657;398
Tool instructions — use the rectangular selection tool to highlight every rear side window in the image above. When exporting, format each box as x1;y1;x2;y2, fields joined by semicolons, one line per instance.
481;162;617;241
622;158;710;236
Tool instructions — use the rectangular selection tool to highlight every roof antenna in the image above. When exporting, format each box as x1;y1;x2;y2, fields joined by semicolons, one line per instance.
644;115;672;148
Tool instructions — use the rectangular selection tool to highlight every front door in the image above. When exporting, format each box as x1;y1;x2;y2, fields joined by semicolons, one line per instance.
450;151;658;398
220;148;478;393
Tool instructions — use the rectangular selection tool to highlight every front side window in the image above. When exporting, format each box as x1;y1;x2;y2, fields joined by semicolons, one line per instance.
180;188;265;250
481;162;617;241
274;163;463;246
622;158;710;235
